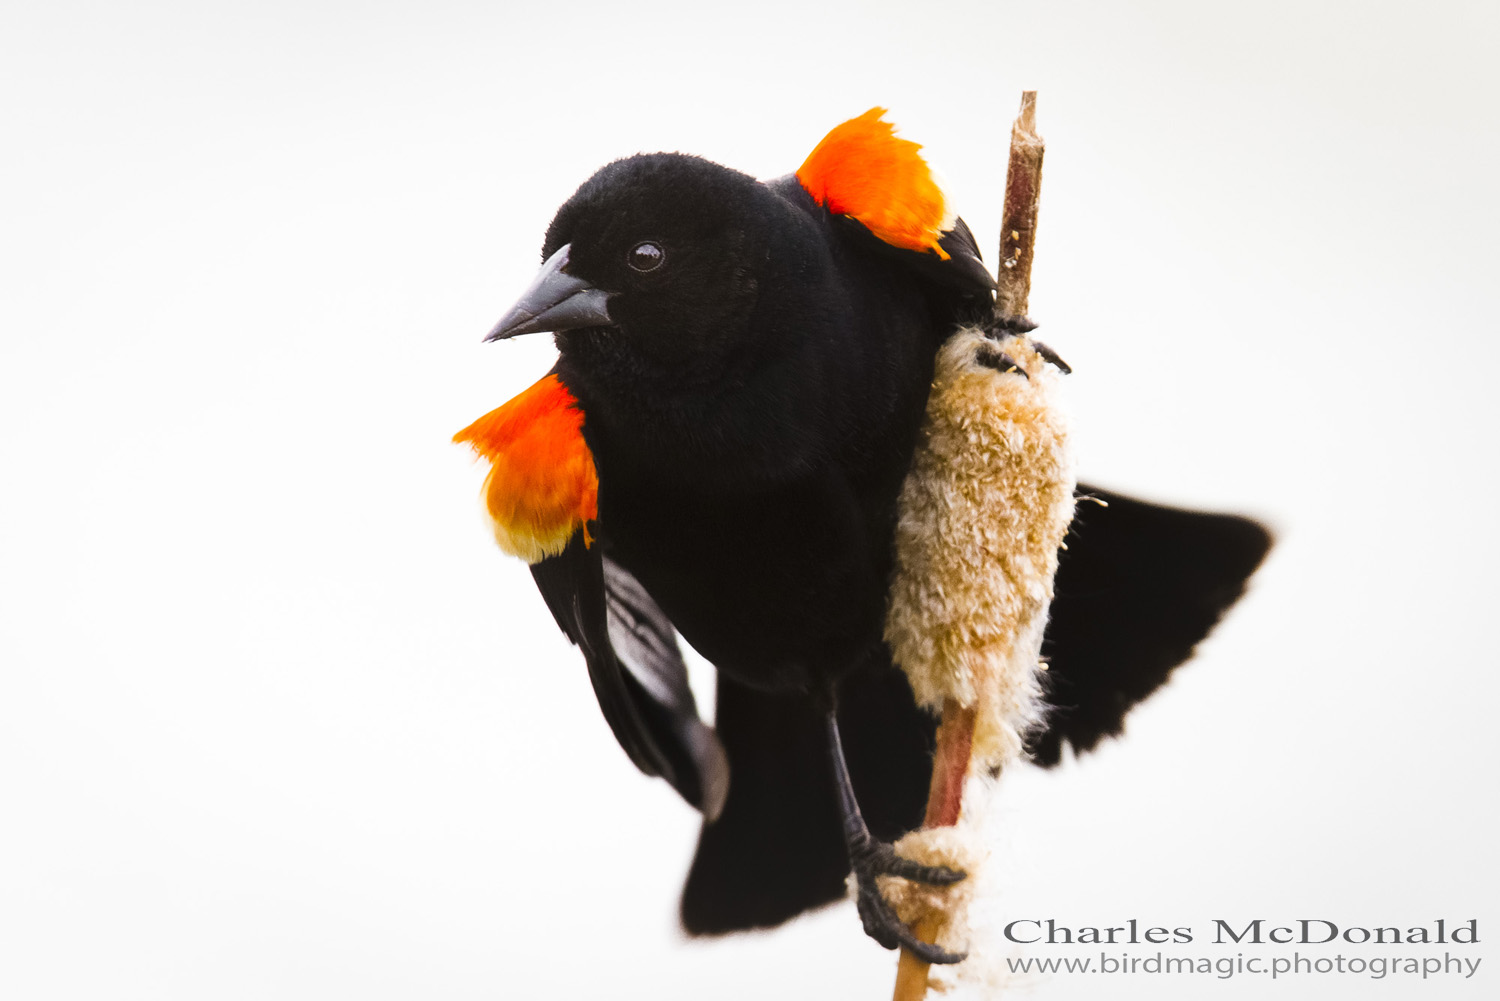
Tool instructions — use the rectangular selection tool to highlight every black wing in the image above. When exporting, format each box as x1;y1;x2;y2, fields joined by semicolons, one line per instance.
1029;484;1274;766
530;532;729;818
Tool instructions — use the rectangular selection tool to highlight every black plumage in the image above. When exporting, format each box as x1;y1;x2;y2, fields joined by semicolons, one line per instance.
1031;486;1273;766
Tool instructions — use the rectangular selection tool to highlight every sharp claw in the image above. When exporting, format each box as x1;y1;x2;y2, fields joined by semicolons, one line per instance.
853;841;966;885
974;345;1029;378
856;883;902;950
855;879;968;963
1028;338;1073;374
881;857;966;885
903;935;968;966
847;843;969;964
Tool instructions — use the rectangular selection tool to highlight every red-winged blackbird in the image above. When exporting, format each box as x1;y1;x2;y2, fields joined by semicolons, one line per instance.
456;109;1270;962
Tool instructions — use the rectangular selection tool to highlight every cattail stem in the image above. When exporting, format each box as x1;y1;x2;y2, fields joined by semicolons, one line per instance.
890;90;1045;1001
892;699;976;1001
923;700;977;829
997;91;1045;319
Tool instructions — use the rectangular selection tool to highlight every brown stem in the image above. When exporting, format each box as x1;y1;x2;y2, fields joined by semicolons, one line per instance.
997;91;1045;319
924;700;977;828
891;699;976;1001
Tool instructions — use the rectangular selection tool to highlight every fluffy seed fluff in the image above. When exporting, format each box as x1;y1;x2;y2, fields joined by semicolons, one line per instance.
878;330;1073;972
885;325;1077;771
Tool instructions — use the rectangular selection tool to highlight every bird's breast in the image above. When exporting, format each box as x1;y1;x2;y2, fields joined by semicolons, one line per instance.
594;466;891;694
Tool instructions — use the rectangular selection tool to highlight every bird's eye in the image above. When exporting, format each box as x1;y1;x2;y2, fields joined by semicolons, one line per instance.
627;241;665;272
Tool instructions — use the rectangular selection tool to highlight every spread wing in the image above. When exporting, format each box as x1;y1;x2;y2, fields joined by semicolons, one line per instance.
530;533;729;819
1029;484;1274;765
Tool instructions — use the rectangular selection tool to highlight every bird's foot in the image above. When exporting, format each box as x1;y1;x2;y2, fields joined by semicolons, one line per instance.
848;836;967;965
1027;337;1072;374
990;312;1038;335
974;345;1029;378
981;313;1072;374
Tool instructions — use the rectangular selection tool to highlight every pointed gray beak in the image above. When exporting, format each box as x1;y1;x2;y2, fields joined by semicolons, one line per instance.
484;244;615;341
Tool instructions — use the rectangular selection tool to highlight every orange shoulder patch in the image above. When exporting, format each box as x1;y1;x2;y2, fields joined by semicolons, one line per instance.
796;107;952;260
453;374;598;564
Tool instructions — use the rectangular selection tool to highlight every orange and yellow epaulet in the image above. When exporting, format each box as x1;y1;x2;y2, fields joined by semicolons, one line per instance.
795;107;954;260
453;374;598;564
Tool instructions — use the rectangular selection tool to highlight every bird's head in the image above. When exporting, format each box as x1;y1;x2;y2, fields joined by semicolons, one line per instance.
486;153;769;369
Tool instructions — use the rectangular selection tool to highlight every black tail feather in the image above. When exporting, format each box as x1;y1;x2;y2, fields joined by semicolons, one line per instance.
681;659;934;934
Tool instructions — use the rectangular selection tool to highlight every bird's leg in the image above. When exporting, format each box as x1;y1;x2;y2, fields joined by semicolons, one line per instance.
825;710;968;965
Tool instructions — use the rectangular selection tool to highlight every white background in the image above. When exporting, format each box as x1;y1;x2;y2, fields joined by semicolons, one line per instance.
2;1;1496;998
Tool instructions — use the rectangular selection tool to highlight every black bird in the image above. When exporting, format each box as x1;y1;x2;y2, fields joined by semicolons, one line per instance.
455;109;1270;962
